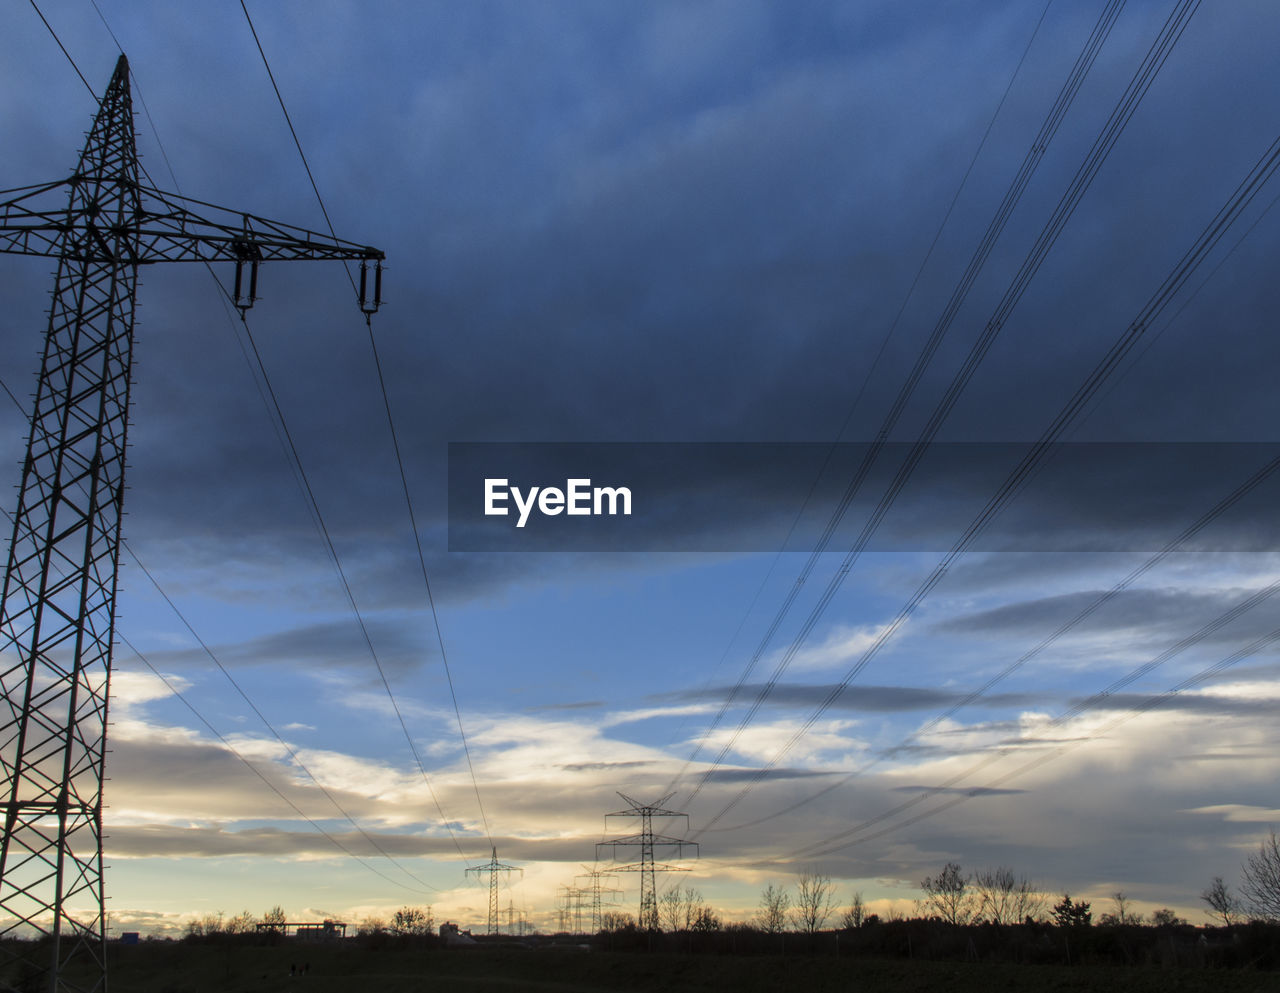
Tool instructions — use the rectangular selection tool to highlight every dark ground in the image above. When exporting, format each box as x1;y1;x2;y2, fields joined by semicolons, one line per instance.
92;943;1280;993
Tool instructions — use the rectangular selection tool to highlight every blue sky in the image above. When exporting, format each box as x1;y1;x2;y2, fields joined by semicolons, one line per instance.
2;0;1280;935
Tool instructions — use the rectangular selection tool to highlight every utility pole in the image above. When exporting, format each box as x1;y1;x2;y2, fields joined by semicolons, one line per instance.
466;846;520;935
597;793;697;932
0;55;382;993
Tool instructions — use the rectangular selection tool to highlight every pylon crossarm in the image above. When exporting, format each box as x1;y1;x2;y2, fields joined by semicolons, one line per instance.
597;833;694;848
135;185;384;263
598;862;691;874
0;199;74;258
0;189;382;266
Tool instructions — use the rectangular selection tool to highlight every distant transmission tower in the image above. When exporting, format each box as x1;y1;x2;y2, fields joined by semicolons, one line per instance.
557;885;584;934
597;793;697;931
0;55;382;993
466;846;521;935
577;865;622;933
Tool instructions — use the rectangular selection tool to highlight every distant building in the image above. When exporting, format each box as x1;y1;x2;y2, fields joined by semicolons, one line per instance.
254;920;348;940
439;922;477;946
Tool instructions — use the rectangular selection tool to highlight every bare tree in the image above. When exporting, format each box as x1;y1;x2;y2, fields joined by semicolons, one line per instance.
390;906;433;936
920;862;976;925
972;867;1043;924
757;883;791;933
840;891;866;930
792;872;836;934
1242;830;1280;921
1201;876;1239;926
601;911;635;931
1098;891;1142;927
691;907;721;932
225;910;257;935
659;887;683;933
261;905;287;929
186;910;225;938
680;887;705;931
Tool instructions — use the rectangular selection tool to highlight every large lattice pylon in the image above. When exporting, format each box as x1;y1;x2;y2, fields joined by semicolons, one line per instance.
596;793;697;932
0;55;382;993
466;847;521;935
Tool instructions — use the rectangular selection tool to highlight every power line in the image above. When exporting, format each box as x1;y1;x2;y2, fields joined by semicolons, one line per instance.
0;367;444;894
232;0;495;848
787;600;1280;863
78;0;484;858
364;325;494;844
237;0;357;297
121;642;440;895
694;74;1278;839
680;0;1155;809
22;1;477;875
27;0;93;94
665;0;1065;798
708;450;1280;833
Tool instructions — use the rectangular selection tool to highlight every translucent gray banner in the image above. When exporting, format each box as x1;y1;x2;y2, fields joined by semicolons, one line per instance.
447;442;1280;553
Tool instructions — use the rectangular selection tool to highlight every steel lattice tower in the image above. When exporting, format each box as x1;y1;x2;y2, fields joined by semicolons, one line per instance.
576;865;621;934
597;793;697;932
466;847;520;935
0;56;382;993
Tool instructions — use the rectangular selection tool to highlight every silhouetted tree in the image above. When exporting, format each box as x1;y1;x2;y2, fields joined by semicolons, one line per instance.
921;862;976;925
224;910;257;935
659;885;705;932
691;907;721;932
601;911;635;932
390;906;433;936
185;911;225;938
792;872;836;934
1150;907;1185;927
973;867;1043;924
1098;891;1141;926
261;905;287;930
1051;894;1091;927
1242;830;1280;921
757;884;791;933
840;892;866;930
1201;876;1239;926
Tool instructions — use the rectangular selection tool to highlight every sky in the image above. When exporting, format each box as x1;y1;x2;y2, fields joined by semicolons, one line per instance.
2;0;1280;937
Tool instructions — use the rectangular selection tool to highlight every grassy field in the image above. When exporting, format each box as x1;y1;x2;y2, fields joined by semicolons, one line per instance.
95;944;1280;993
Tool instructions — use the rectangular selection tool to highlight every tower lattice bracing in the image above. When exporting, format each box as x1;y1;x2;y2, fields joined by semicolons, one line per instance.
597;793;697;932
0;55;382;993
466;847;521;935
0;58;138;993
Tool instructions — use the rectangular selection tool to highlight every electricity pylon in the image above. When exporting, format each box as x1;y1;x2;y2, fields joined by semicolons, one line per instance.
466;846;520;935
597;793;697;932
576;865;622;933
0;55;382;993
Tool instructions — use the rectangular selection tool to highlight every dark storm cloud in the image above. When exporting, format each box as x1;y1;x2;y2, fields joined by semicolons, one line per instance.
694;766;834;784
106;824;522;860
138;616;435;676
890;785;1026;796
1078;691;1279;718
559;760;651;773
8;2;1279;605
663;682;1037;714
938;585;1280;642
